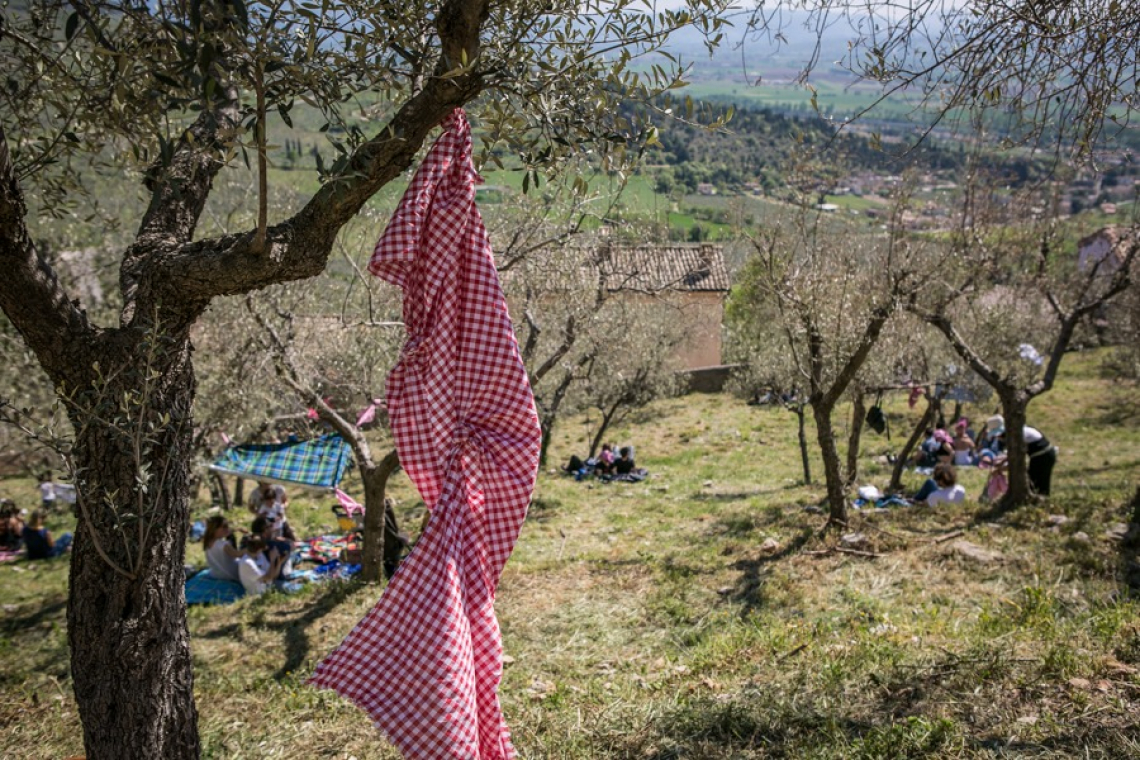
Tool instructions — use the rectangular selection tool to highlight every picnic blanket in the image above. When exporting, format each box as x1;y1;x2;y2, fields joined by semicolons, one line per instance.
209;433;352;489
297;534;359;564
311;109;542;760
185;569;245;605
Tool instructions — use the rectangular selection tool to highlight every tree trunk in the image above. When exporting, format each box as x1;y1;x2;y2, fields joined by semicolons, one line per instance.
812;402;847;525
536;363;578;467
888;395;938;493
588;399;623;458
845;390;866;486
999;392;1032;508
792;403;812;485
539;418;554;468
209;470;230;511
67;334;200;760
360;449;401;583
234;477;246;512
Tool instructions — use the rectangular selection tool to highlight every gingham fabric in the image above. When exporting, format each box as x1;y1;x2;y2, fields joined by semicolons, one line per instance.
208;433;352;489
310;109;541;760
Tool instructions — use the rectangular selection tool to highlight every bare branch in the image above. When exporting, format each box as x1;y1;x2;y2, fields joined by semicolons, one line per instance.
246;296;374;466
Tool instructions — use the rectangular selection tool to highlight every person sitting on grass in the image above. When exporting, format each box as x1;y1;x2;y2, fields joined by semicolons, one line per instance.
22;511;72;560
914;427;954;467
249;481;295;541
614;446;636;475
596;443;616;476
1;501;24;551
249;515;294;575
203;515;244;582
951;419;976;466
976;415;1005;459
247;481;288;512
237;536;287;596
913;463;966;506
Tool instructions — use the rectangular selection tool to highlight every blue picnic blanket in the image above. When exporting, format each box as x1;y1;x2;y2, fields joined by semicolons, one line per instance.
185;569;245;605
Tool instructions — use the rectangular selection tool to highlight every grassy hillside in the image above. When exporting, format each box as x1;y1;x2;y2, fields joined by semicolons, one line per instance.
2;349;1139;758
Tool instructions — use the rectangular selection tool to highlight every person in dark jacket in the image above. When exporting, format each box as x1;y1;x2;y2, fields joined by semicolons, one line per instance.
1023;425;1057;496
614;446;635;475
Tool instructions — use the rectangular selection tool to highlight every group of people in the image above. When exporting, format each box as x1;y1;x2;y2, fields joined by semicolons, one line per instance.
564;443;641;481
202;481;298;596
0;500;72;559
914;416;1002;469
911;413;1058;503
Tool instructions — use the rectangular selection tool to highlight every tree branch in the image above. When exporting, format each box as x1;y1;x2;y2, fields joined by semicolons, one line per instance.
0;124;96;385
145;0;492;312
920;310;1007;392
247;297;374;467
819;304;893;410
531;315;577;385
120;82;242;326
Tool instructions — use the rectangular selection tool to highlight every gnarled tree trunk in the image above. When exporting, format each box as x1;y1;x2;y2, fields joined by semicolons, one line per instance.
999;392;1032;508
67;333;200;760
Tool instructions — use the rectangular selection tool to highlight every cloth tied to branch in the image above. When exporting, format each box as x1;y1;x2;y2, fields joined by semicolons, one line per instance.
310;109;541;760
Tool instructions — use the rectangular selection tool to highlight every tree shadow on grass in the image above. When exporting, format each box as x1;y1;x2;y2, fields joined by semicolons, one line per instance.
611;647;1138;760
1096;393;1140;427
690;482;804;504
244;580;364;681
194;621;243;640
0;596;70;687
0;596;66;635
726;527;814;617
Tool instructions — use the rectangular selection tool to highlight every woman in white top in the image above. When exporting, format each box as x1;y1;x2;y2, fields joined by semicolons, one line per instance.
203;515;243;582
918;463;967;506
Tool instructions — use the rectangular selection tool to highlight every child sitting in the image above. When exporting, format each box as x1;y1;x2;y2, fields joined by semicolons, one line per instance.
237;536;287;596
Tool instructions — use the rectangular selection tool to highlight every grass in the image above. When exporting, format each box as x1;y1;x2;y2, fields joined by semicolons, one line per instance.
2;349;1140;758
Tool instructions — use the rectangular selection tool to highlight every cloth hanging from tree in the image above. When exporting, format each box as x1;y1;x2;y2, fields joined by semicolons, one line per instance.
208;433;352;489
310;109;541;760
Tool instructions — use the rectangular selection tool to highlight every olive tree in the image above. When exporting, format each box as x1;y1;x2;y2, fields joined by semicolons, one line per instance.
0;0;730;756
908;193;1137;507
728;214;931;525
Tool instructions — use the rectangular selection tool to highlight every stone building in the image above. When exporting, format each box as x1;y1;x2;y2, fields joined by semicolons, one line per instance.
593;243;731;370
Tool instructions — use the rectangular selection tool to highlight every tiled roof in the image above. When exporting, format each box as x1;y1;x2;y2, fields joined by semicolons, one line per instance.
1078;225;1137;269
597;244;730;293
499;243;731;295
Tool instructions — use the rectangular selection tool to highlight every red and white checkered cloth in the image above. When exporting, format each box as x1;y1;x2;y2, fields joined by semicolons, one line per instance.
310;109;541;760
